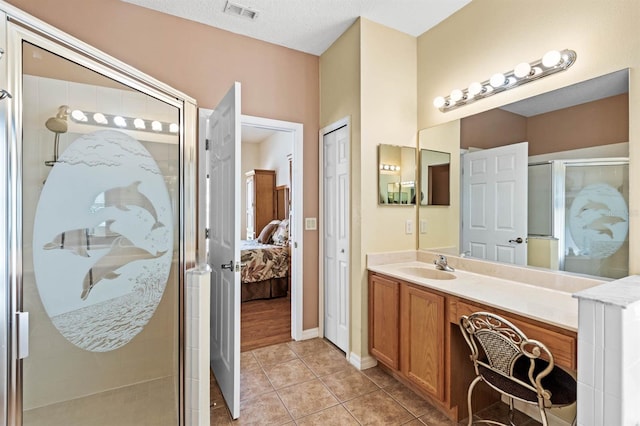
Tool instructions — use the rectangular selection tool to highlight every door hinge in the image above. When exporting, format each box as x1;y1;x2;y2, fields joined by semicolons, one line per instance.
205;139;210;150
205;228;210;239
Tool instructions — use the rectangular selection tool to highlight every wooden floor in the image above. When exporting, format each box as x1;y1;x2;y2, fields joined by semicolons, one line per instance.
241;295;291;352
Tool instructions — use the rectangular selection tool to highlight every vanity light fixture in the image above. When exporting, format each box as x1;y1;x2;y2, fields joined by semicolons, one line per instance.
69;109;180;135
379;163;401;172
433;49;577;112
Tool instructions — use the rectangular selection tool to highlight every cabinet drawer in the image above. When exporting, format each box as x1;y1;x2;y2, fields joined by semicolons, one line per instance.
454;300;576;370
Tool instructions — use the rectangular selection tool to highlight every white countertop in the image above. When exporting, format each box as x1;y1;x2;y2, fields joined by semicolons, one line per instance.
368;260;582;332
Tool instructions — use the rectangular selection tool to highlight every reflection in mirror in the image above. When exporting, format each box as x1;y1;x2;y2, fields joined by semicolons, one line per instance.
378;144;417;205
420;149;450;206
419;69;630;279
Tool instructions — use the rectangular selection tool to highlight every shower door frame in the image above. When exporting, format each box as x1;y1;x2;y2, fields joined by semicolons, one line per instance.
0;2;199;424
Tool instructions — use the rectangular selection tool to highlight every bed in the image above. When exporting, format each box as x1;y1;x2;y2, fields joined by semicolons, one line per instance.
240;219;290;302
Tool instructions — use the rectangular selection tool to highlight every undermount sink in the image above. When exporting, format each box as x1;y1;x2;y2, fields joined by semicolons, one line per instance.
395;266;456;280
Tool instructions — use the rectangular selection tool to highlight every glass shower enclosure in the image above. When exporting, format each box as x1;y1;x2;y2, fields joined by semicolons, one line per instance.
528;158;629;279
1;4;197;425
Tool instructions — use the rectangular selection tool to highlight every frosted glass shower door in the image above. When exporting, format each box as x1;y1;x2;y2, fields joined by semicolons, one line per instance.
562;161;629;279
18;37;182;425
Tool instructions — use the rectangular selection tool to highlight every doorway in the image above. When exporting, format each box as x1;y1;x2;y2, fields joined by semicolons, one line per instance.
199;110;304;346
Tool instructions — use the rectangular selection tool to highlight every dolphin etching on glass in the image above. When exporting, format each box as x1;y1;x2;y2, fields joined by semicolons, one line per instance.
99;181;164;230
43;222;121;257
81;236;167;300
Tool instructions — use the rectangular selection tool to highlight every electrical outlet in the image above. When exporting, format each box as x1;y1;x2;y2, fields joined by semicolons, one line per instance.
420;220;427;234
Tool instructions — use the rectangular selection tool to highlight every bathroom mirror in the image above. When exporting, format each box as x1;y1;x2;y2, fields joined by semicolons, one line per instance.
419;149;450;206
378;144;417;205
419;69;630;279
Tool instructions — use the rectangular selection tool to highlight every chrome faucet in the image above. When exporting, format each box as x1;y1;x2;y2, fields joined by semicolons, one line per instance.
434;255;455;272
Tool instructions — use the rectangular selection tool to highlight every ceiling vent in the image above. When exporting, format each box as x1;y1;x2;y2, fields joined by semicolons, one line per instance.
224;1;259;20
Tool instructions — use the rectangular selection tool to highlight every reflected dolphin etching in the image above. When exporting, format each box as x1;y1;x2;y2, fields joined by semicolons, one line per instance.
99;181;164;230
43;222;121;257
577;200;610;217
81;236;167;300
583;215;626;239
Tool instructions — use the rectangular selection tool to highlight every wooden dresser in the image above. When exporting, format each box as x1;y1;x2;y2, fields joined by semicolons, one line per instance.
245;169;276;239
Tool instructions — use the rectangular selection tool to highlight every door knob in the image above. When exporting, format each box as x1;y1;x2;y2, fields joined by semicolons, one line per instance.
508;237;524;244
221;260;234;270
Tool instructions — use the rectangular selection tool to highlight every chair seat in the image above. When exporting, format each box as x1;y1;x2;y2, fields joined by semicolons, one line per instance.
478;356;577;406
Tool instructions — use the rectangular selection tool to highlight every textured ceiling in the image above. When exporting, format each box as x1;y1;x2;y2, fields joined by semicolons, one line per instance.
122;0;471;55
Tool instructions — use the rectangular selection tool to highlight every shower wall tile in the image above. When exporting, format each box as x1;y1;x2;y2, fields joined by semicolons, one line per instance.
68;81;97;113
95;85;123;114
575;278;640;426
186;268;211;426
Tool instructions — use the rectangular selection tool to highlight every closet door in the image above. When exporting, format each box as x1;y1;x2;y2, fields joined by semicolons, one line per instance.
322;124;350;353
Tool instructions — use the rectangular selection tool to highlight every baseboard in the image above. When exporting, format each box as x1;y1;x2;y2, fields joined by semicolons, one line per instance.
348;352;378;370
299;327;319;340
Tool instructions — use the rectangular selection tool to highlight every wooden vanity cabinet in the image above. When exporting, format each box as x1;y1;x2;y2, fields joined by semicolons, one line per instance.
367;271;578;422
368;273;445;401
368;272;400;369
400;283;445;400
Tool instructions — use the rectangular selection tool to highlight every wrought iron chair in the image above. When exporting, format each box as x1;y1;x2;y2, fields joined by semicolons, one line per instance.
459;312;577;426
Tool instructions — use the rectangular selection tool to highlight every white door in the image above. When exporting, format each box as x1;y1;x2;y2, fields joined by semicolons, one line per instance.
208;82;241;419
462;142;528;265
323;124;349;353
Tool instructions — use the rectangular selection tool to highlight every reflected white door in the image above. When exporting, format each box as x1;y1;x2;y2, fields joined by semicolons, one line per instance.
323;124;349;353
208;83;241;419
462;142;528;265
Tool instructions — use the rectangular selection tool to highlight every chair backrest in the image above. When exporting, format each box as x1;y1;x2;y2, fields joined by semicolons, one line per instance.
459;312;555;401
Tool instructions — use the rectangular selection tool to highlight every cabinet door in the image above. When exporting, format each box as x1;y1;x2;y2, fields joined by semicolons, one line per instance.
401;284;445;400
368;274;399;369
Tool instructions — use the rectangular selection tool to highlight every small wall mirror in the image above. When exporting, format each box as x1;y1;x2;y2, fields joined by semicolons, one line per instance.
420;149;450;206
378;144;416;205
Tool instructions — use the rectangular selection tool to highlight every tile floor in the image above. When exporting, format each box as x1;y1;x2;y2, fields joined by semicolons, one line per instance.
210;338;542;425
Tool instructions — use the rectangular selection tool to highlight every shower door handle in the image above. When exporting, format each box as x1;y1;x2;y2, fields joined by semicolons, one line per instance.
17;312;29;359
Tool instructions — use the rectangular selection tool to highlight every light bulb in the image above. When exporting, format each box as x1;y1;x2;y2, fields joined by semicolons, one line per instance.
133;118;146;130
71;109;87;122
113;116;126;127
151;121;162;132
514;62;532;78
490;73;506;88
542;50;562;67
450;89;464;102
433;96;446;108
468;82;483;97
93;112;108;125
169;123;179;133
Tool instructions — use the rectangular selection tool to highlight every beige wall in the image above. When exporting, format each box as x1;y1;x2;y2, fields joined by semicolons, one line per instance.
8;0;321;329
417;0;640;274
418;120;460;251
320;19;417;359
